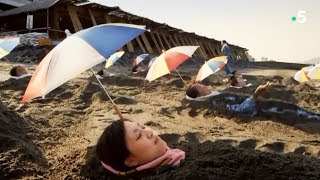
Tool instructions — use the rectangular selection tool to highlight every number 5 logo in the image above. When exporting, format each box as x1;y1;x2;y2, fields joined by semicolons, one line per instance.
297;10;307;23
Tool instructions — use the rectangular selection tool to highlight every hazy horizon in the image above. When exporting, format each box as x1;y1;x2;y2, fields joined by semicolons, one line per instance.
91;0;320;63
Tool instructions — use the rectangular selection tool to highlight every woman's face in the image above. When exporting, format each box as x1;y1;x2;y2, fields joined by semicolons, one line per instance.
235;73;246;87
124;121;168;167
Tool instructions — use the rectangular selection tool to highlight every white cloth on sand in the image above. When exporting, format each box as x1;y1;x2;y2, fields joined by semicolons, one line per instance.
186;90;221;101
10;73;32;80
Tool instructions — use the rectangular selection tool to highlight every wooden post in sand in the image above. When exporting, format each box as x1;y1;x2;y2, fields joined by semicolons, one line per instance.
155;32;166;50
168;35;178;47
67;5;83;32
141;33;153;54
135;36;147;53
149;32;162;54
88;9;97;26
160;33;172;49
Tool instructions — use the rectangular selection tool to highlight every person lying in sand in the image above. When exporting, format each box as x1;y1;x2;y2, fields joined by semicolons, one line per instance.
186;82;320;119
96;69;114;79
187;81;270;115
96;119;185;176
9;65;32;79
132;64;145;74
229;71;252;88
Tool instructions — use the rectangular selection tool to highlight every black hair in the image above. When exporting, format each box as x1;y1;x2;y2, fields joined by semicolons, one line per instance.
9;66;19;76
186;84;211;98
230;71;238;86
97;70;104;76
132;65;139;72
96;119;132;171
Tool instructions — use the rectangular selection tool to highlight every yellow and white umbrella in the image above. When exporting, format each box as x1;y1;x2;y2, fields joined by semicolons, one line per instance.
105;51;125;68
307;64;320;80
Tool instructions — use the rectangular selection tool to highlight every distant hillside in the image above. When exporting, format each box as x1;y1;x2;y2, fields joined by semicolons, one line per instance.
304;57;320;64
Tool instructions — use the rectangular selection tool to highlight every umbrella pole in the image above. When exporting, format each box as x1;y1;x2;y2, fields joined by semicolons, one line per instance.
89;68;124;119
174;69;187;86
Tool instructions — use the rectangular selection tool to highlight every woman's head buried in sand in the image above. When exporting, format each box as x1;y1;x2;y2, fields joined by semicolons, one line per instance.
9;65;28;77
230;71;247;87
96;119;185;175
186;83;211;98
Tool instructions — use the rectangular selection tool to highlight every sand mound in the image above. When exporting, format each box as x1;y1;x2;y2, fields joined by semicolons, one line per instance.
0;99;46;179
79;139;320;180
0;62;320;179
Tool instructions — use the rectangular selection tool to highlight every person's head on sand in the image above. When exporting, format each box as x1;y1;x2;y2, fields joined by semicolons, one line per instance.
186;83;211;98
132;65;139;73
221;40;227;46
96;119;184;175
230;71;246;87
9;65;28;77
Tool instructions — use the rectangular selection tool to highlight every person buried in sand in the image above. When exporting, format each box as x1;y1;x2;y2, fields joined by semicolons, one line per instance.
229;71;251;88
9;65;31;79
187;82;320;119
96;119;185;176
186;81;271;116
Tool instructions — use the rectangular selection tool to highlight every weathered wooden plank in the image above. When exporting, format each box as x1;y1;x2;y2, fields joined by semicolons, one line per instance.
67;5;83;32
149;32;162;54
88;9;97;26
141;33;153;53
155;32;165;50
160;33;172;49
52;7;60;30
168;35;178;47
136;36;147;53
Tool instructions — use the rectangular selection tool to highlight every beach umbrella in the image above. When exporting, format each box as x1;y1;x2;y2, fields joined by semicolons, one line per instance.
148;57;157;68
294;65;314;82
307;65;320;80
0;36;20;59
146;46;199;82
195;56;227;82
133;53;149;66
105;51;125;68
22;24;146;108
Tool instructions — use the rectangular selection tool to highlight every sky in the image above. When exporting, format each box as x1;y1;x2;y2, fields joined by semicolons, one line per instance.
90;0;320;63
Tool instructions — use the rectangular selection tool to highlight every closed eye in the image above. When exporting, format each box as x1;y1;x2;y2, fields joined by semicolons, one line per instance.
136;132;142;140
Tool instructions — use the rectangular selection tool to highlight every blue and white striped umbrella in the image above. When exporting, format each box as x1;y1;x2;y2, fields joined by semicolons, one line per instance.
23;23;146;103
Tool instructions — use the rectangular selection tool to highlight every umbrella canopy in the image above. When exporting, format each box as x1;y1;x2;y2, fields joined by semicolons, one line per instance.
0;36;20;59
307;64;320;80
22;23;146;103
294;65;314;82
146;46;198;81
148;57;157;68
195;56;227;82
105;51;125;68
133;53;149;66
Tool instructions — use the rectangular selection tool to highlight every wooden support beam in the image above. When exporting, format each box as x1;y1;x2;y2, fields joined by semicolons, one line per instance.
203;41;215;57
141;33;153;54
173;35;183;46
136;36;147;53
160;33;172;49
178;35;189;45
168;35;178;47
155;32;165;50
126;41;135;52
67;5;83;32
206;43;217;57
88;9;97;26
191;38;207;58
149;32;162;54
52;8;60;30
197;40;209;59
